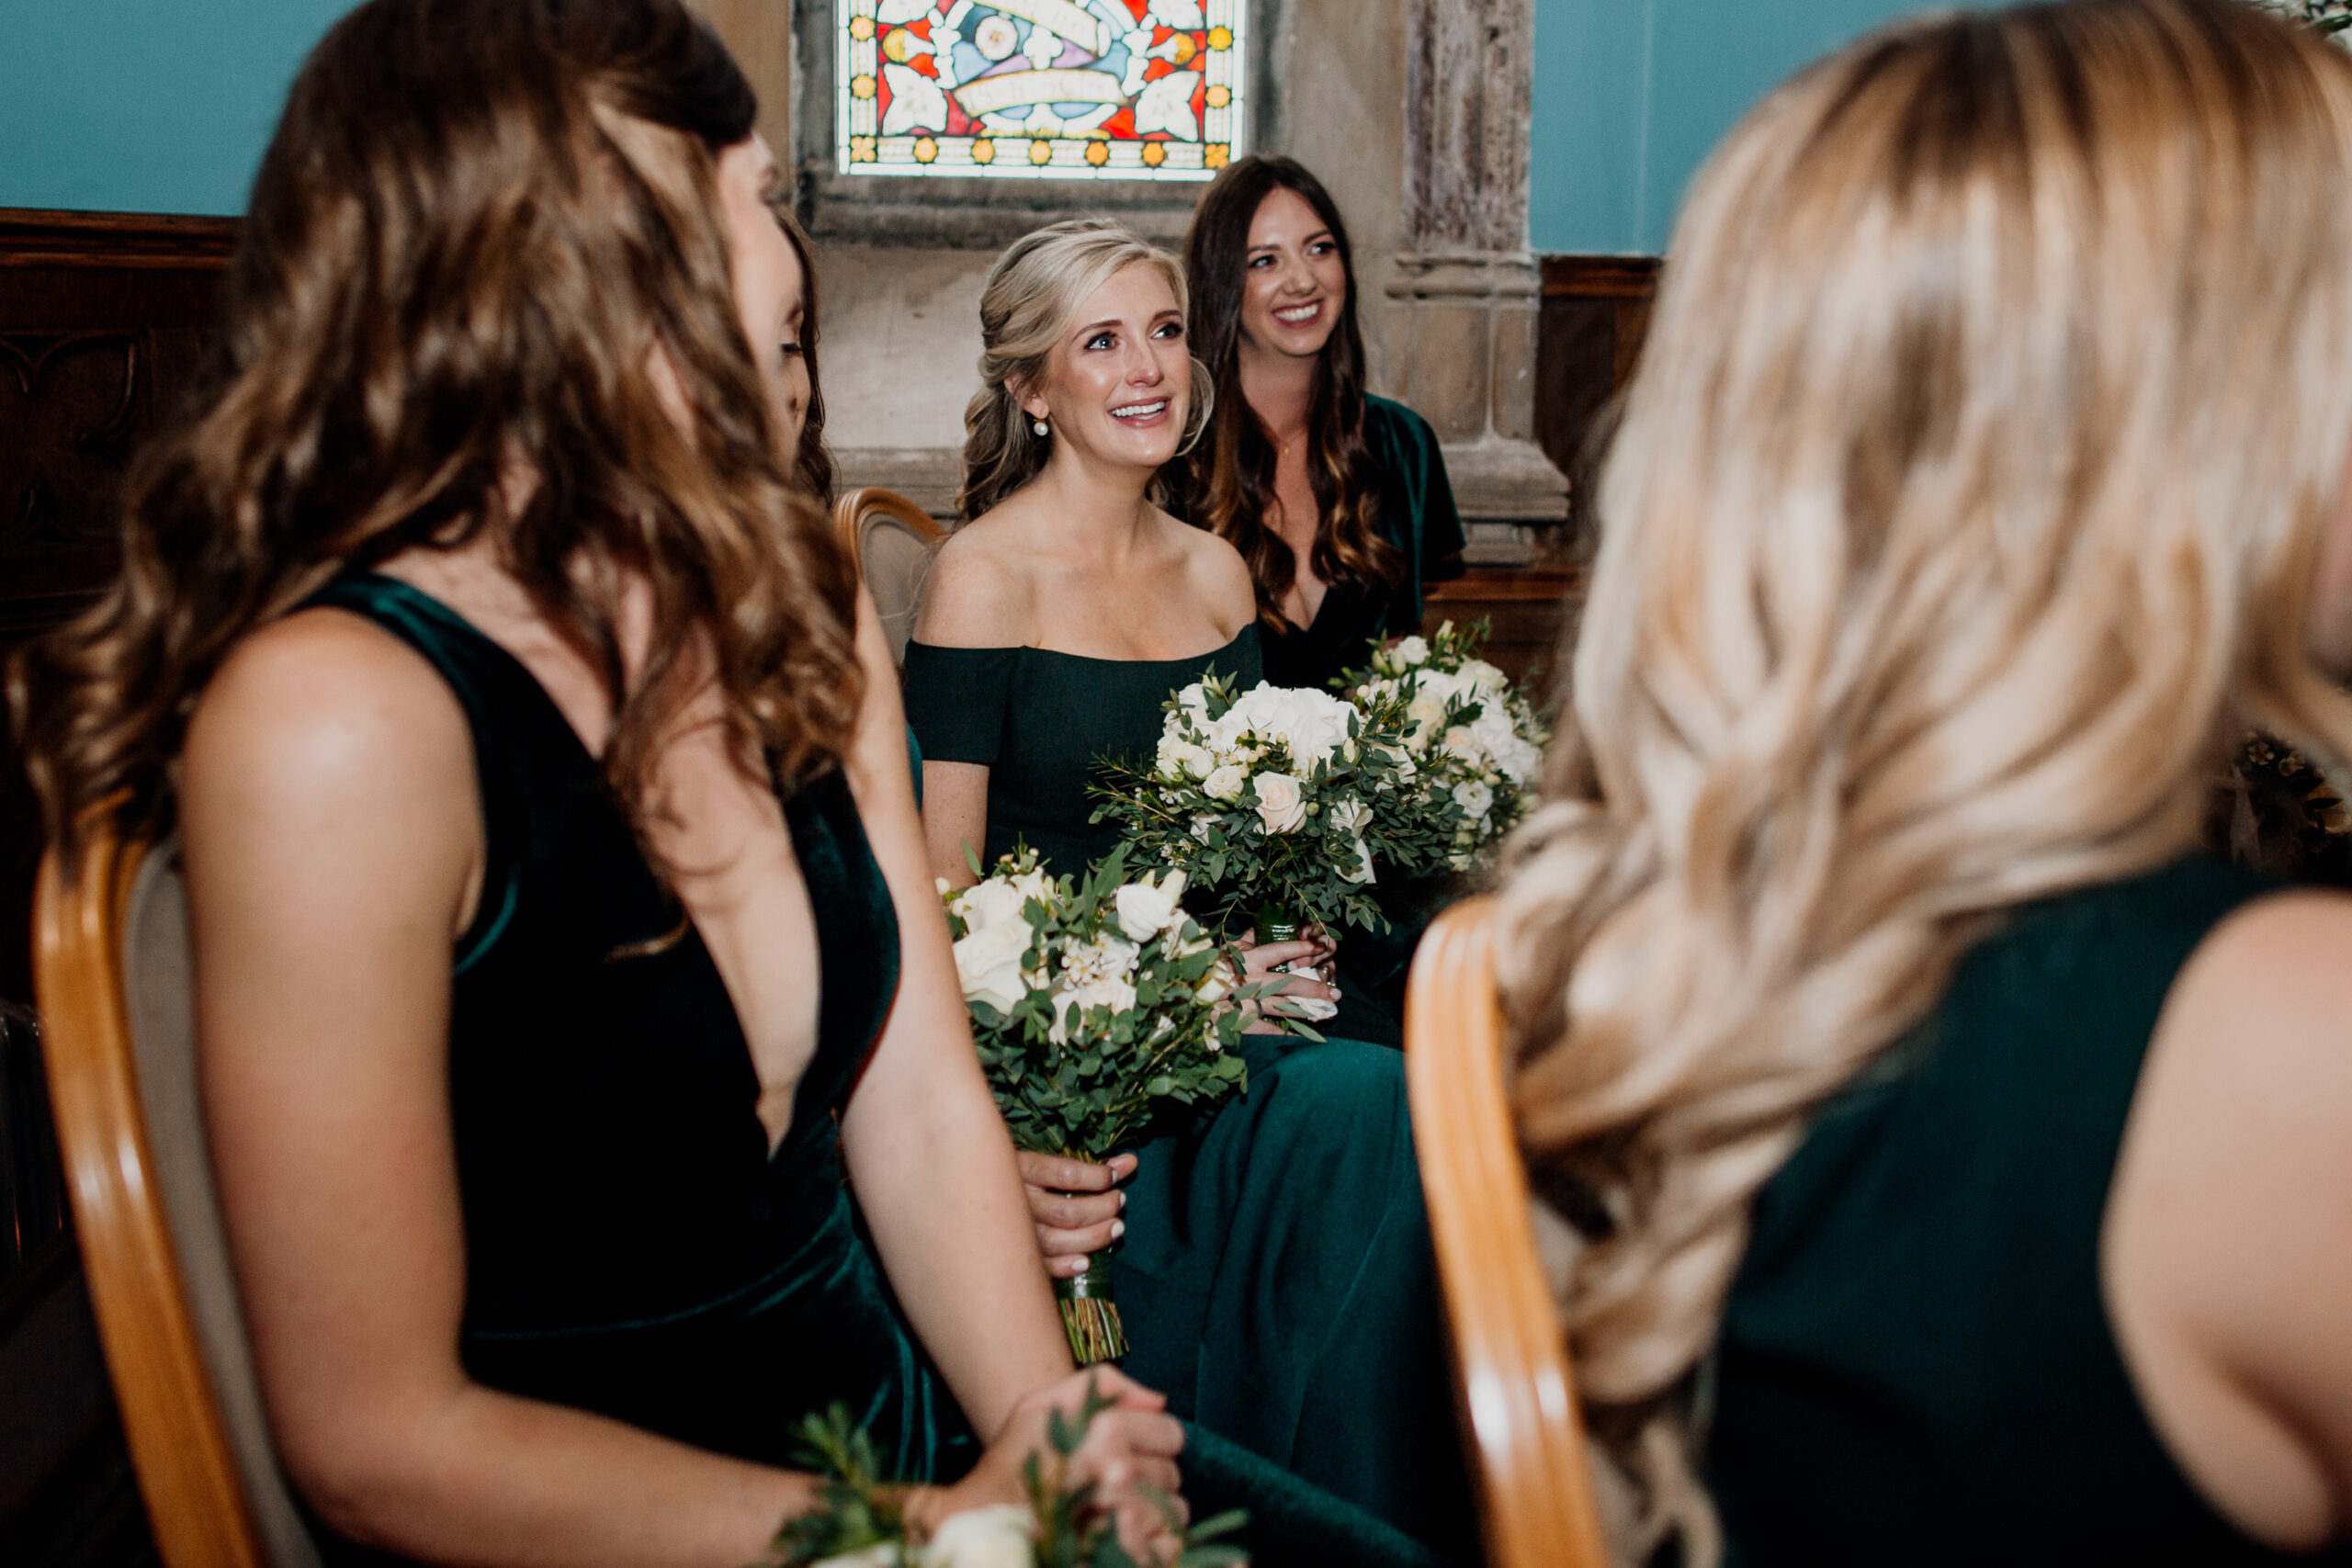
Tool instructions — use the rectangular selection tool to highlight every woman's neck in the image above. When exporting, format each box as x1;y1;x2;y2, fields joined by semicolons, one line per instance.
1237;337;1318;448
1025;448;1159;562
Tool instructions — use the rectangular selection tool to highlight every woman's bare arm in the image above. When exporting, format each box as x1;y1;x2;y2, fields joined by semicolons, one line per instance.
2105;891;2352;1553
184;612;812;1567
837;589;1075;1431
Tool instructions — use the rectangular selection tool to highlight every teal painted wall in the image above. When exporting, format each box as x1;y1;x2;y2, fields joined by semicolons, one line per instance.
0;0;349;215
1530;0;2002;254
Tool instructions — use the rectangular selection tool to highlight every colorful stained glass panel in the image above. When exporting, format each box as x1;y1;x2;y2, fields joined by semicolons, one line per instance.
837;0;1245;181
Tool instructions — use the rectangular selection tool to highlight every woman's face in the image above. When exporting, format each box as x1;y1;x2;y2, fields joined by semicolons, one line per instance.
717;136;811;459
1235;185;1348;364
1023;262;1192;472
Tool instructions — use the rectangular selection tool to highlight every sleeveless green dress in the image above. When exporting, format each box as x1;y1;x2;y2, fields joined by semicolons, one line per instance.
903;632;1474;1562
305;576;1440;1568
1710;856;2348;1566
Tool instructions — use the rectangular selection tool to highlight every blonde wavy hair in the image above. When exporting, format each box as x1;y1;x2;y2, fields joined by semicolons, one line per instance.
1496;0;2352;1558
957;218;1211;523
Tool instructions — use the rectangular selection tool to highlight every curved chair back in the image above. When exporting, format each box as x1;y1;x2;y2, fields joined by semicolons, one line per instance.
833;487;946;667
1405;897;1610;1568
35;831;324;1568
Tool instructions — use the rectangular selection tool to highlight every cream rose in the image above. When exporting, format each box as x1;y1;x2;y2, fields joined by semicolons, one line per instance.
1253;772;1307;833
952;918;1033;1015
916;1504;1035;1568
952;877;1028;934
1114;872;1187;942
1202;763;1249;802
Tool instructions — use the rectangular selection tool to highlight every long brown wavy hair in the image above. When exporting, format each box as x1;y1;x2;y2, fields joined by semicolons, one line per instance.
1494;1;2352;1559
9;0;862;870
1182;155;1399;630
775;203;836;503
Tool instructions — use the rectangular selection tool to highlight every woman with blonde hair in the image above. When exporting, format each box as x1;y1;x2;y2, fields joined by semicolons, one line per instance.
10;2;1193;1560
1497;1;2352;1562
903;219;1472;1560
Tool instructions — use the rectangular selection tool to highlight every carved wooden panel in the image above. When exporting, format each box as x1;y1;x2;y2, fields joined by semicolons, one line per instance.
0;210;233;1010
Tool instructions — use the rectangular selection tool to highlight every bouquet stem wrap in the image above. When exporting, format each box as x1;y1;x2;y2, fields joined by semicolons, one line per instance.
1054;1258;1127;1365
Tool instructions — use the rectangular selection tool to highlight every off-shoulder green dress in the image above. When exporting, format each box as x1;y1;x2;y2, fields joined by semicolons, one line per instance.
903;630;1473;1562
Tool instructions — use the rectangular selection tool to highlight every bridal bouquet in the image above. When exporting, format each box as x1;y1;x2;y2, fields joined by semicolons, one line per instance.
945;847;1252;1363
1087;675;1454;944
1340;621;1547;872
776;1389;1245;1568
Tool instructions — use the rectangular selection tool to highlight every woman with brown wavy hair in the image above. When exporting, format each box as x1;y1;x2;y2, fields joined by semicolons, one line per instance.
8;2;1190;1561
1181;155;1464;694
1498;2;2352;1563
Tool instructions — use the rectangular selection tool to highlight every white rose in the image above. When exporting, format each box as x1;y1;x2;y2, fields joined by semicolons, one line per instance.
1114;876;1186;942
1453;779;1495;821
815;1546;903;1568
1392;635;1430;667
953;918;1034;1015
954;877;1028;934
1329;795;1373;836
1190;815;1217;844
1252;772;1307;834
917;1503;1035;1568
1460;658;1509;695
1404;690;1449;749
1202;763;1249;802
1157;733;1216;781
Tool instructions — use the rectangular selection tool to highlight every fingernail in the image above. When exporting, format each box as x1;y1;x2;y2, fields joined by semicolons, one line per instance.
1117;1190;1127;1211
1111;1219;1126;1239
1071;1255;1089;1272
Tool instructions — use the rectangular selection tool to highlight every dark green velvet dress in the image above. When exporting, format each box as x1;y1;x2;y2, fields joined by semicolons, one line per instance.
903;631;1473;1563
1711;856;2350;1566
1257;395;1466;694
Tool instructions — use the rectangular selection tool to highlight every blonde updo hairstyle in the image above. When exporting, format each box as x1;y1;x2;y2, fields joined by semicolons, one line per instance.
958;218;1212;523
1496;0;2352;1560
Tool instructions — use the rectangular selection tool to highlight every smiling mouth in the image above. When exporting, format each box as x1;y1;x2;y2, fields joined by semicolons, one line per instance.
1112;399;1170;421
1273;301;1323;325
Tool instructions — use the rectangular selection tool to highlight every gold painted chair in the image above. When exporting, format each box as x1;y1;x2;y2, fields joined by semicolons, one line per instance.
832;486;946;668
35;830;323;1568
1405;896;1611;1568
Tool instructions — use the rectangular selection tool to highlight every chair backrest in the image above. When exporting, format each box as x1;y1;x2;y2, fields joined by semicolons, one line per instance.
1404;896;1611;1568
35;831;324;1568
833;486;946;666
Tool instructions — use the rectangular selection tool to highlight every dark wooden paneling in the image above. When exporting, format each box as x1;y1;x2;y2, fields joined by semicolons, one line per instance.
1420;566;1583;698
1535;255;1660;547
0;210;232;1011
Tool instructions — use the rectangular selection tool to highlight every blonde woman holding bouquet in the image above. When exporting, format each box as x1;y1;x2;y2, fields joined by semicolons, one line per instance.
1499;1;2352;1562
903;220;1471;1562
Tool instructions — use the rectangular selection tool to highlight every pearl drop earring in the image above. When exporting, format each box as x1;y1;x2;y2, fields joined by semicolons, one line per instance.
1033;417;1049;436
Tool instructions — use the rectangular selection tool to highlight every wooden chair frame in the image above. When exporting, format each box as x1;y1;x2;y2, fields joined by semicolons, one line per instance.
1405;896;1610;1568
34;831;267;1568
831;485;946;579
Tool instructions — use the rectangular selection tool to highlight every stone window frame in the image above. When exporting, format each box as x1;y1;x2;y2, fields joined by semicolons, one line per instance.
792;0;1293;249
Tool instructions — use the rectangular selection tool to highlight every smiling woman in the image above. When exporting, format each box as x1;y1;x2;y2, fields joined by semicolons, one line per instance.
896;219;1477;1561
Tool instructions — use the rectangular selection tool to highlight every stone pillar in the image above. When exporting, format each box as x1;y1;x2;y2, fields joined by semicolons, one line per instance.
1385;0;1566;558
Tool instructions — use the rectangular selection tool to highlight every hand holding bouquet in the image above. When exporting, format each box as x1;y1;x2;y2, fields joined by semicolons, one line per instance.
1087;675;1455;944
945;847;1252;1362
1342;620;1547;872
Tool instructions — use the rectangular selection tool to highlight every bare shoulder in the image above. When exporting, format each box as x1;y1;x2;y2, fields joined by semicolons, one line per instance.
1162;512;1257;632
2104;888;2352;1549
183;608;475;835
915;514;1037;649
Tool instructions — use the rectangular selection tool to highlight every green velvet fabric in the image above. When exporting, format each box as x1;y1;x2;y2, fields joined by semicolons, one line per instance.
302;574;976;1555
1258;395;1466;694
902;629;1261;878
902;630;1476;1562
1711;855;2343;1566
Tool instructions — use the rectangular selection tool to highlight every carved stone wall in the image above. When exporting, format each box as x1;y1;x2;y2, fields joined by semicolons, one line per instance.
715;0;1566;540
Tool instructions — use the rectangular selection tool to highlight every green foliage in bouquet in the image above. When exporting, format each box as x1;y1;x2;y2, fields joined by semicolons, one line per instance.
948;845;1251;1162
1086;673;1459;939
945;845;1256;1360
1338;620;1549;875
771;1388;1247;1568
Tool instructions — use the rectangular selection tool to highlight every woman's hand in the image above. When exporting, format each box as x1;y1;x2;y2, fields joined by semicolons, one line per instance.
907;1367;1187;1563
1017;1151;1139;1279
1234;929;1340;1034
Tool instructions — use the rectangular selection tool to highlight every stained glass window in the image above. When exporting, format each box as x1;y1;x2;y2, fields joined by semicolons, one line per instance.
836;0;1246;181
